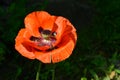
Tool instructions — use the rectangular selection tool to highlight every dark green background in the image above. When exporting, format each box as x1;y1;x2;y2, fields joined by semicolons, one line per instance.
0;0;120;80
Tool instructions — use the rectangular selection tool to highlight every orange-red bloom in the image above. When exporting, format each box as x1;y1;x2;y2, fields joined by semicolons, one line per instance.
15;11;77;63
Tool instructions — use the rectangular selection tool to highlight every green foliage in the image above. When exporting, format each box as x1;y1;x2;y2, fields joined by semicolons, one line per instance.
0;43;6;64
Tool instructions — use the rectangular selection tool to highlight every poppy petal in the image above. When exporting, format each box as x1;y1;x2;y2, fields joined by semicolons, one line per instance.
24;12;40;37
53;17;76;47
15;29;35;59
15;43;35;59
51;32;77;63
53;17;67;46
63;20;76;36
35;51;52;63
36;11;57;30
25;11;57;37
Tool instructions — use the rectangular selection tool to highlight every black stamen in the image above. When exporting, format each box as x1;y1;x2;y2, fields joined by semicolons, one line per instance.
30;36;39;41
39;27;43;33
41;30;51;35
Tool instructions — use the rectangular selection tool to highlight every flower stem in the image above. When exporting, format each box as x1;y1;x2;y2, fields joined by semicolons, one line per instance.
36;62;41;80
51;64;56;80
51;69;55;80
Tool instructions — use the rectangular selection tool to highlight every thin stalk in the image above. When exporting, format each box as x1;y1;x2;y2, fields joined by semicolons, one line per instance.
51;64;56;80
52;69;55;80
36;62;42;80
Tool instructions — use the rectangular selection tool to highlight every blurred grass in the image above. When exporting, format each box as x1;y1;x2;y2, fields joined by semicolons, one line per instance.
0;0;120;80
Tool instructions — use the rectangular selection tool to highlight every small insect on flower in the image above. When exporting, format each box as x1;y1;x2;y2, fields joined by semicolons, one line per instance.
15;11;77;63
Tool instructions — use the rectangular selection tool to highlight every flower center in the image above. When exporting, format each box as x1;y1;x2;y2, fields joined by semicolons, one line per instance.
30;29;57;49
41;30;52;39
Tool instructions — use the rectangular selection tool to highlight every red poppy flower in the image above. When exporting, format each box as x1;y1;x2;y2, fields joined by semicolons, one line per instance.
15;11;77;63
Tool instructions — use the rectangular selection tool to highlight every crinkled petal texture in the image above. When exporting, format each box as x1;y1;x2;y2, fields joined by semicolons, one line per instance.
15;11;77;63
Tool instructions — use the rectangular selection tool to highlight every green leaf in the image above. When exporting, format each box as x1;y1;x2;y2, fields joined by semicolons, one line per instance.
81;77;87;80
103;76;110;80
7;3;16;13
90;70;99;80
115;69;120;74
